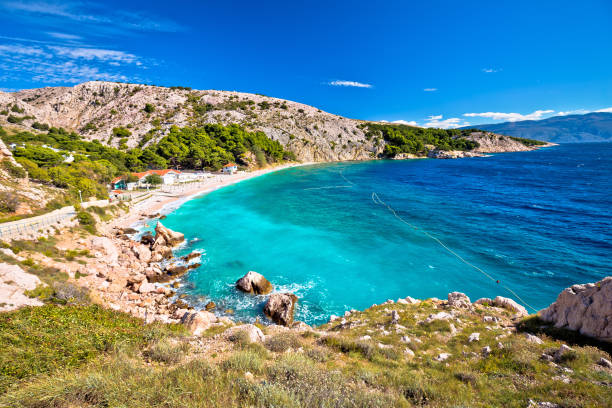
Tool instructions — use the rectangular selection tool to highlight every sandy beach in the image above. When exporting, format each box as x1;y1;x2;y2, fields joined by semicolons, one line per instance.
108;162;309;229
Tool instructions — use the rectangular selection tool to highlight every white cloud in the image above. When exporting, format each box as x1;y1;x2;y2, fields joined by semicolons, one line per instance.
482;68;501;73
424;115;470;129
328;80;372;88
49;46;139;64
0;40;144;84
557;109;590;116
2;1;183;32
463;109;554;122
595;107;612;113
46;32;82;41
423;88;437;92
391;120;419;126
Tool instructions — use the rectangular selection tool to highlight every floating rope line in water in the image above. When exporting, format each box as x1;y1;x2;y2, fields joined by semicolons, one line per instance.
371;192;539;313
304;185;353;191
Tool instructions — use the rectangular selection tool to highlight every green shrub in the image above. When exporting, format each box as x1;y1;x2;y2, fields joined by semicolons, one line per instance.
0;192;20;213
264;333;302;352
143;103;155;113
112;127;131;137
1;160;26;178
222;350;264;374
144;339;189;364
77;211;96;233
0;304;178;393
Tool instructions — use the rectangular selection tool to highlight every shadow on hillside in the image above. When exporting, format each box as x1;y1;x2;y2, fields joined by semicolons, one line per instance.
517;316;611;354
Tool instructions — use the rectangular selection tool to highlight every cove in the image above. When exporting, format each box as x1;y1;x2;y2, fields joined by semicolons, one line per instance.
161;143;612;325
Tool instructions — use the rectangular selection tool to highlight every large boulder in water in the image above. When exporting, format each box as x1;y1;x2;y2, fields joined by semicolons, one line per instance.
539;276;612;342
236;271;273;295
154;222;184;247
264;293;298;326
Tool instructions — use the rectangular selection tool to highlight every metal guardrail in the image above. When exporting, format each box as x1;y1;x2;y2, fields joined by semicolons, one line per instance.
0;207;76;240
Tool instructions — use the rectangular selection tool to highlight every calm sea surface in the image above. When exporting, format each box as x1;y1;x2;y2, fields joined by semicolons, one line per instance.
160;143;611;325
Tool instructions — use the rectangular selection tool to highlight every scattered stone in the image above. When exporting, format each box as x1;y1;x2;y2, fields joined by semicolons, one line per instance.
224;324;265;343
396;298;409;305
132;245;151;263
180;310;217;335
449;323;457;335
553;344;574;362
400;336;411;343
360;335;371;341
540;276;612;342
525;333;543;344
235;271;273;295
264;293;298;326
481;346;492;357
492;296;528;317
424;312;453;323
138;282;156;294
468;332;480;343
434;353;451;362
527;400;561;408
597;357;612;369
448;292;471;308
244;371;254;382
140;232;155;245
390;310;400;324
205;301;216;311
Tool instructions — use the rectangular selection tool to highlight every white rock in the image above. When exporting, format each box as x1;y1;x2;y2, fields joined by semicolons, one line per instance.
447;292;471;308
481;346;492;357
493;296;528;317
400;336;411;343
404;348;415;357
553;344;574;362
597;357;612;368
424;312;453;323
525;333;543;344
138;282;156;294
224;324;265;343
434;352;451;362
396;298;409;305
180;310;217;336
91;236;119;264
0;263;44;311
359;335;371;341
404;296;420;304
540;276;612;342
390;310;400;324
468;332;480;343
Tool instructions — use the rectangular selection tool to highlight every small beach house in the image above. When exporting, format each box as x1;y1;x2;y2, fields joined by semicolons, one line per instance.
111;176;127;190
222;163;238;174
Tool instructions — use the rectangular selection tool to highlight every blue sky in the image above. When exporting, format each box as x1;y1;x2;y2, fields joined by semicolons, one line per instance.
0;0;610;128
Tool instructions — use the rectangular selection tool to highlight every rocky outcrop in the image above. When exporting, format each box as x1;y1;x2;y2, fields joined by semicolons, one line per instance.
539;276;612;342
235;271;273;295
179;310;218;336
447;292;471;309
91;236;119;264
264;293;298;326
154;222;185;247
475;296;528;317
0;263;44;311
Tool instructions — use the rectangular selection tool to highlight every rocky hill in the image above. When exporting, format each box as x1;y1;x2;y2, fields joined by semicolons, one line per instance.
0;81;548;162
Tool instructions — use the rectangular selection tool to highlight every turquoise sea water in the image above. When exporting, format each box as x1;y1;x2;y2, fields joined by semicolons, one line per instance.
161;143;611;325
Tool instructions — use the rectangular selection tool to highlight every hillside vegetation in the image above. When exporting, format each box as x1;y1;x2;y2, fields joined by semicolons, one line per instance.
0;299;610;407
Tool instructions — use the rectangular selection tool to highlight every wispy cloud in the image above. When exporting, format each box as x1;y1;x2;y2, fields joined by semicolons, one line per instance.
1;1;183;33
423;88;437;92
46;32;82;41
49;46;140;64
463;109;554;122
595;107;612;113
482;68;501;73
390;120;419;126
0;40;145;84
424;115;470;129
328;80;372;88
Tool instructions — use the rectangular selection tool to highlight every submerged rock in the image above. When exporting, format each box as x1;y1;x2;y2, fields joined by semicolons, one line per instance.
264;293;298;326
539;276;612;342
236;271;273;295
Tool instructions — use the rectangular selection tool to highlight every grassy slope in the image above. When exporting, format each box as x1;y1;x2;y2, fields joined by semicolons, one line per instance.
0;300;610;408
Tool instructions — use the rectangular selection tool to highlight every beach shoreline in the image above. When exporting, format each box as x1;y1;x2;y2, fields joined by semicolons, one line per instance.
107;162;311;230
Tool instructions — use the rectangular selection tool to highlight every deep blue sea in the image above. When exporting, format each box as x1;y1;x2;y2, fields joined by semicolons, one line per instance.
161;143;611;325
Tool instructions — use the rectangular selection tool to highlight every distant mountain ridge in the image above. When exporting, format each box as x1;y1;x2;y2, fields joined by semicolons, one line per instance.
465;112;612;143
